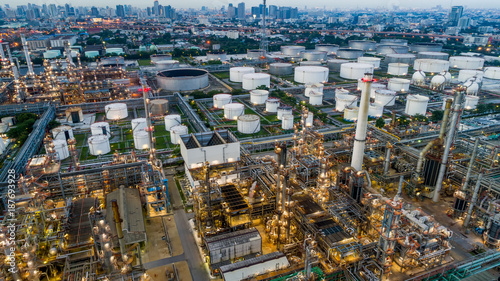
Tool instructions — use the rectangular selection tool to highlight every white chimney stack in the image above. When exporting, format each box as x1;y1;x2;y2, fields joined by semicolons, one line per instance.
21;34;35;76
351;73;373;171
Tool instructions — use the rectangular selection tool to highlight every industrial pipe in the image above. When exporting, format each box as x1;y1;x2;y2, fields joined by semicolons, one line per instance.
383;143;392;175
111;199;126;256
21;34;34;76
416;141;435;174
351;73;373;171
439;99;453;139
461;138;480;192
463;172;484;228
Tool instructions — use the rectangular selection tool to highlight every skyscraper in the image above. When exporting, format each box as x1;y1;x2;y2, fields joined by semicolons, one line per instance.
448;6;463;26
116;5;125;17
154;0;159;16
237;2;245;20
227;4;236;18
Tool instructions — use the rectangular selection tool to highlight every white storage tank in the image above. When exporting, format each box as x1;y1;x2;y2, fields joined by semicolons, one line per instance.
449;56;485;70
1;116;15;126
309;91;323;106
463;79;480;95
213;94;232;108
294;66;329;84
387;63;409;76
430;75;446;90
155;60;179;70
417;52;449;60
414;59;449;73
52;125;74;141
357;57;381;69
224;103;245;120
53;139;70;160
305;83;324;97
269;63;293;76
242;73;270;90
348;40;376;51
207;52;227;61
230;67;255;82
170;125;188;144
65;107;83;124
164;114;182;131
131;118;147;133
335;94;358;112
105;103;128;120
247;49;265;59
266;98;280;113
315;44;339;55
237;115;260;134
441;71;452;84
412;71;426;85
301;51;327;61
388;78;411;92
405;95;429;116
380;39;408;46
368;104;384;118
484;67;500;80
464;95;480;110
305;112;314;127
327;59;349;71
385;54;416;64
368;83;386;98
277;106;293;120
150;99;169;115
344;107;359;122
336;48;364;60
375;89;397;106
410;43;443;53
376;45;409;55
133;130;151;150
458;70;483;82
91;122;111;137
281;45;306;57
281;115;294;130
340;63;374;80
88;135;111;155
250;90;269;105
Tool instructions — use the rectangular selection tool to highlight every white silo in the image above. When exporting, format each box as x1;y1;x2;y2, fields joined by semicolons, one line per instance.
281;115;294;130
340;63;374;80
266;98;280;113
344;107;359;122
387;63;409;76
413;59;450;73
417;52;448;60
368;83;386;98
385;54;416;64
300;61;322;66
388;78;410;92
374;89;397;106
224;103;245;120
164;114;181;131
294;66;329;84
269;63;293;76
464;95;480;110
277;106;293;120
133;130;151;150
309;91;323;106
281;45;306;57
357;57;381;69
250;90;269;105
411;71;426;85
237;115;261;134
52;125;74;141
305;83;324;97
484;67;500;80
449;56;485;70
315;44;339;55
368;104;384;118
327;59;349;71
213;94;232;108
105;103;128;120
229;67;255;82
335;94;357;112
405;95;429;116
88;135;111;155
53;139;70;160
301;51;327;61
170;125;188;144
91;122;111;137
242;73;270;90
131;118;147;133
305;112;314;127
458;70;484;83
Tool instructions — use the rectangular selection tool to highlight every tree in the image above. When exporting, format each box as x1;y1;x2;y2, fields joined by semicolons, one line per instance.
375;117;385;128
256;85;269;90
430;110;444;122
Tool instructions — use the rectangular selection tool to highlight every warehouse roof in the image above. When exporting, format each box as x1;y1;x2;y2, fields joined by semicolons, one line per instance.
219;251;286;273
206;228;260;252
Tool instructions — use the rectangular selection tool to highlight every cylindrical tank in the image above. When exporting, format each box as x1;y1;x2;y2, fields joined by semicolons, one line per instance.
294;66;329;84
484;67;500;80
414;59;450;73
133;130;151;150
281;45;306;57
348;40;376;51
213;94;232;109
1;116;15;126
269;63;293;76
155;60;179;70
131;118;147;133
164;114;182;131
277;106;293;120
266;98;280;113
237;115;260;134
281;115;294;130
375;89;397;106
299;61;322;66
417;52;449;60
247;49;265;59
458;70;484;82
376;45;409;55
335;94;357;111
207;52;227;61
336;48;364;60
309;91;323;106
105;103;128;120
305;83;324;97
224;103;245;120
387;63;409;76
52;125;74;141
388;78;411;92
368;83;386;98
91;122;111;137
410;43;443;53
65;107;83;124
150;99;169;115
250;90;269;105
412;71;426;85
301;51;327;61
449;56;485;70
336;88;350;95
157;68;209;91
380;39;408;46
305;112;314;127
151;54;173;63
368;104;384;118
344;107;359;121
88;135;111;155
242;73;270;90
170;125;188;144
385;54;416;64
315;44;339;55
229;67;255;82
441;71;452;84
464;95;480;110
340;63;374;80
405;95;429;116
357;57;381;69
53;139;70;160
327;59;349;71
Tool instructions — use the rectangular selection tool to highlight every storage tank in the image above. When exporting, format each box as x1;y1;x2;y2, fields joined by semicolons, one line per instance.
484;67;500;80
348;40;376;51
105;103;128;120
376;45;409;55
358;57;381;68
52;125;74;141
414;59;450;73
430;75;446;90
301;51;327;61
449;56;485;70
340;63;374;80
65;107;83;124
385;54;416;64
277;106;293;120
213;94;232;108
305;112;314;127
309;91;323;106
335;94;358;111
207;52;227;61
299;61;323;66
170;125;188;144
463;79;480;95
387;63;409;76
88;135;111;155
155;60;179;70
281;115;294;130
150;99;169;115
417;52;449;60
336;48;364;60
294;66;329;84
269;63;293;76
464;95;480;110
131;118;147;133
305;83;324;97
250;90;269;105
151;54;173;64
458;70;484;82
266;98;280;113
237;115;260;134
410;43;443;53
230;67;255;82
368;104;384;118
375;89;397;106
242;73;271;90
1;116;15;126
368;83;386;98
315;44;339;55
224;103;245;120
412;71;426;85
133;130;151;150
405;95;429;116
164;114;182;131
53;139;70;160
336;88;350;96
441;71;452;84
327;59;349;71
91;122;111;137
388;78;411;92
281;45;306;57
344;107;359;121
157;68;209;91
247;49;265;59
380;39;408;46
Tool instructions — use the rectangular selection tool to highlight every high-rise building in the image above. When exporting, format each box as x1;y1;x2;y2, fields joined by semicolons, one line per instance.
458;17;470;30
227;3;236;18
154;0;159;16
91;7;99;16
147;7;151;16
268;5;277;18
237;2;245;19
251;6;260;17
116;5;125;17
49;4;57;17
448;6;463;26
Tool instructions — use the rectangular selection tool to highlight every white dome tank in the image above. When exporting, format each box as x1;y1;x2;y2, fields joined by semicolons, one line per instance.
170;125;188;144
413;59;450;73
368;104;384;118
237;115;260;134
269;63;293;76
305;112;314;127
335;94;358;111
105;103;128;120
412;71;426;85
1;116;15;126
53;139;70;160
357;57;381;69
281;115;294;130
131;118;147;133
309;91;323;106
301;51;327;61
340;63;374;80
281;45;306;57
385;54;416;64
250;89;269;105
213;94;232;108
327;59;349;71
375;89;397;107
442;96;454;110
430;75;446;90
277;106;293;120
484;67;500;80
229;67;255;82
463;79;480;95
266;98;280;113
344;107;359;122
150;99;169;115
133;130;151;150
88;135;111;155
405;95;429;116
164;114;182;131
458;70;484;82
52;125;74;141
388;78;410;92
294;66;329;84
464;95;480;110
440;71;452;84
91;122;111;137
242;73;270;90
449;56;485;70
387;63;409;76
224;103;245;120
305;83;324;97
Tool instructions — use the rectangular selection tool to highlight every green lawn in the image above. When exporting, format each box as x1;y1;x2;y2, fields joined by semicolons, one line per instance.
138;59;152;66
212;72;230;80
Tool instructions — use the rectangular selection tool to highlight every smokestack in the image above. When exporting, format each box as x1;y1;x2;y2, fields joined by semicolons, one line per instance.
111;199;126;256
21;35;34;76
351;73;373;171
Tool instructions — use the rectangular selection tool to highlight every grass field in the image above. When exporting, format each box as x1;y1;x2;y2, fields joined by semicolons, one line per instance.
137;59;152;66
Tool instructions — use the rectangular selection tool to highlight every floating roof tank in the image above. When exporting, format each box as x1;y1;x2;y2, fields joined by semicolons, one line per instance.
385;54;416;64
170;125;188;144
131;118;147;133
309;91;323;106
414;59;450;73
105;103;128;120
150;99;169;116
224;103;245;120
449;56;485;70
336;48;364;60
281;115;294;130
315;44;339;55
327;59;349;71
417;52;449;60
53;139;70;160
410;43;443;53
133;130;151;150
335;93;358;111
387;63;409;76
213;94;232;109
357;57;381;69
301;51;327;61
305;83;324;97
156;68;209;91
52;125;74;141
458;70;483;83
269;63;293;76
266;98;280;113
374;89;397;107
281;45;306;57
164;114;182;131
88;135;111;155
388;78;410;92
376;45;409;55
348;40;376;51
484;67;500;80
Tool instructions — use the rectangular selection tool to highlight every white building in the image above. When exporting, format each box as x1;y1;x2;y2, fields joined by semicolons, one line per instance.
220;252;290;281
50;34;78;48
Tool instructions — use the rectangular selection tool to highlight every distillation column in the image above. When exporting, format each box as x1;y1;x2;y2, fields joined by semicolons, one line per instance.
351;73;373;171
